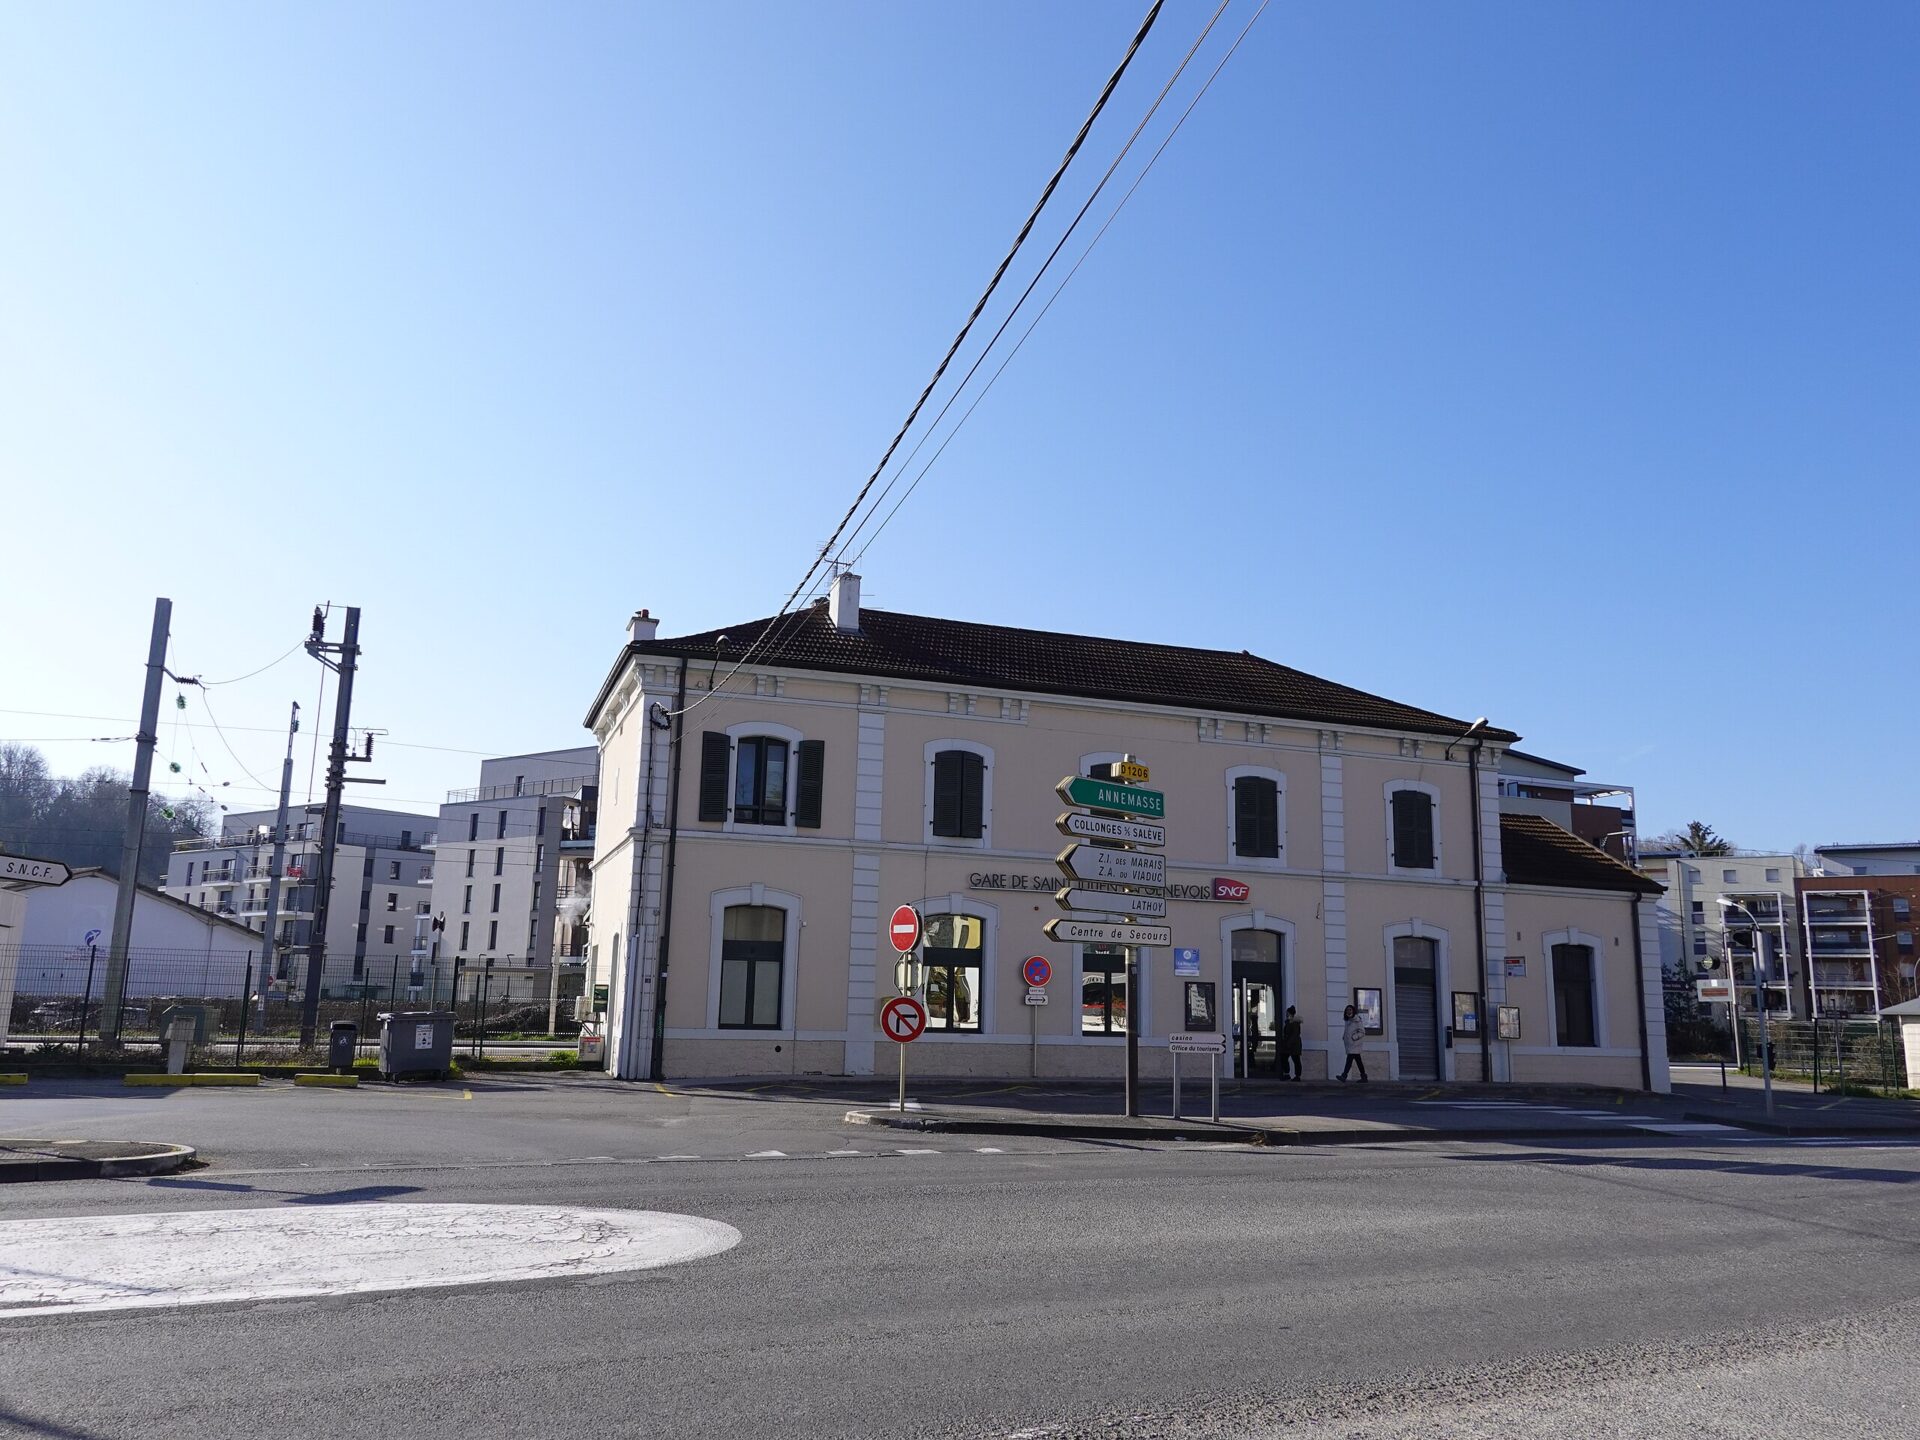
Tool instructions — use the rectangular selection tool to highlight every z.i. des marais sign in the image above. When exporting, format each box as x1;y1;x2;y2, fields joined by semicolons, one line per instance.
970;872;1250;903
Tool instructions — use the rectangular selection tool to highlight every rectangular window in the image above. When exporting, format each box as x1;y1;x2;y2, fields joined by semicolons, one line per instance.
491;884;501;912
467;812;479;842
537;808;546;837
385;892;397;912
1894;898;1912;920
383;925;395;945
1390;789;1436;870
719;905;785;1029
922;913;984;1033
487;920;498;949
417;901;430;915
355;920;368;943
1764;868;1781;883
733;736;790;826
465;850;475;878
1233;775;1281;859
931;750;986;839
1553;943;1597;1047
1690;901;1705;920
463;885;472;914
1723;869;1739;884
1897;931;1914;952
389;860;401;881
186;862;196;886
459;921;470;950
1081;945;1128;1034
1693;935;1708;956
494;847;504;876
497;810;508;839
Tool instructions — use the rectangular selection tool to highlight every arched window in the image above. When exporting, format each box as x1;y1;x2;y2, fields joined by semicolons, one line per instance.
922;912;985;1032
719;905;786;1029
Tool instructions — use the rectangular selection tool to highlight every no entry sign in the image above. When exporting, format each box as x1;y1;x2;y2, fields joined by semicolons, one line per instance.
880;995;927;1043
1022;955;1052;988
888;904;922;953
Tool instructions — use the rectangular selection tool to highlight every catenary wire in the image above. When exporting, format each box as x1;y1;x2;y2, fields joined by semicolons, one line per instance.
196;640;305;687
658;0;1168;721
850;0;1272;566
834;0;1233;566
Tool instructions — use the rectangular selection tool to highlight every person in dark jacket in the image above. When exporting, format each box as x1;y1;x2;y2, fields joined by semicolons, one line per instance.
1279;1005;1304;1081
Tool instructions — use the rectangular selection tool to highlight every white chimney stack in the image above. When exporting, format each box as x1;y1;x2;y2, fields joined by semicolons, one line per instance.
629;609;658;645
829;571;862;633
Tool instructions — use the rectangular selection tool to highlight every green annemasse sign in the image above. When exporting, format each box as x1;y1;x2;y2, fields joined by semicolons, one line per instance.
1055;776;1166;819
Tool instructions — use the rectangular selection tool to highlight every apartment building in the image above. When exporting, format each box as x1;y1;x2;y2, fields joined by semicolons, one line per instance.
1640;849;1806;1017
164;803;436;997
1496;751;1638;862
428;749;598;1004
1796;867;1919;1017
582;575;1667;1089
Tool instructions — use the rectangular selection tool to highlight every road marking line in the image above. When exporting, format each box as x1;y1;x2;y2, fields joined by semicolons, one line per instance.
744;1150;787;1159
975;1147;1005;1154
826;1149;865;1157
896;1148;940;1156
656;1154;700;1161
0;1204;740;1317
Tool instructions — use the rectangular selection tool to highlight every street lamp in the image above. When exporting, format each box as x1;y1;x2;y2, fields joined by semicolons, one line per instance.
1718;896;1776;1118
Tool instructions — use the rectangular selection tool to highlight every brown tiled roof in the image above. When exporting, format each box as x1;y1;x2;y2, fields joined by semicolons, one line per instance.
593;601;1517;742
1500;814;1662;895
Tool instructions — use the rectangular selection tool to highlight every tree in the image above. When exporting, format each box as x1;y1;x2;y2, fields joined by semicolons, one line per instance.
0;743;213;883
1646;820;1735;857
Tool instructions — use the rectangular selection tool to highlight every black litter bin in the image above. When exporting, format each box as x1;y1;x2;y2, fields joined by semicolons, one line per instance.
328;1020;358;1073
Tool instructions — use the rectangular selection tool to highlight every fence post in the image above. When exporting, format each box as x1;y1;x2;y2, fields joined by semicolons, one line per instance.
235;956;252;1067
77;945;98;1057
1813;1019;1821;1092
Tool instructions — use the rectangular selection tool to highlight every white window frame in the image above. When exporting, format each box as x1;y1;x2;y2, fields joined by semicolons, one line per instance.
922;738;993;850
910;892;998;1038
1224;764;1288;872
1077;943;1133;1040
706;884;802;1036
722;720;805;837
1384;780;1443;877
1541;926;1607;1050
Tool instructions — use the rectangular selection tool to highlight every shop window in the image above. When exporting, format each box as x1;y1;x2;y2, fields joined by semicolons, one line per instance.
1081;945;1128;1034
1387;783;1438;872
931;749;986;840
1552;943;1598;1047
922;913;984;1032
719;905;785;1029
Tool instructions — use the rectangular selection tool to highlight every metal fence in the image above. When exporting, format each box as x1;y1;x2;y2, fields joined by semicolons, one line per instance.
2;944;582;1062
1736;1018;1908;1094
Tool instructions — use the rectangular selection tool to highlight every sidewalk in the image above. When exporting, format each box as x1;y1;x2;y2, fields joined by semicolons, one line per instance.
690;1075;1920;1146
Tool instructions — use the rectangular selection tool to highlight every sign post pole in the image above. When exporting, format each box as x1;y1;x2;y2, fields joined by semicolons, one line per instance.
1171;1049;1181;1121
1125;944;1140;1118
1210;1050;1220;1122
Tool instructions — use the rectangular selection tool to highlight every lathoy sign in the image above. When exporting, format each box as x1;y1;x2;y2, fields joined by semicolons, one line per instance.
888;905;922;953
880;995;927;1043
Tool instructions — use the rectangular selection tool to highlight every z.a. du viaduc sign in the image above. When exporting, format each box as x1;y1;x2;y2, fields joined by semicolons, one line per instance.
970;872;1250;903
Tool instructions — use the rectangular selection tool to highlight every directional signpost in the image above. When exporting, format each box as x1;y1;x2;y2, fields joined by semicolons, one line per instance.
0;854;73;887
1049;757;1169;1117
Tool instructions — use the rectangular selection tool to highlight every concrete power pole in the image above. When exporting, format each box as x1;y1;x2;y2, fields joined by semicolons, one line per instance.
101;597;172;1044
299;607;360;1050
256;700;300;1023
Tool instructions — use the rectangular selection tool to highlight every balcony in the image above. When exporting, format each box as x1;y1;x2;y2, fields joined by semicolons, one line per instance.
1813;961;1876;988
560;824;597;850
1806;896;1870;922
446;773;596;806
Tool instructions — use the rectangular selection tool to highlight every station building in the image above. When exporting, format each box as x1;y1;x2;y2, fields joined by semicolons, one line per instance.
582;574;1668;1091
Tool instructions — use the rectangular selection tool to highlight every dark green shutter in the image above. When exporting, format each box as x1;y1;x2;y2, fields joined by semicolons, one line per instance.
932;751;962;837
1234;776;1279;858
958;752;985;838
698;732;731;822
1391;789;1435;869
795;739;825;829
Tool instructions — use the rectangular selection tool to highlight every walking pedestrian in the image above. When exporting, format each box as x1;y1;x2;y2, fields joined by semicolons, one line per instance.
1280;1005;1303;1081
1337;1004;1368;1082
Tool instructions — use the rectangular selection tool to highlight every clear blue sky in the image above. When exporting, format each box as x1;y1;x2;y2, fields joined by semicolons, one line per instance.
2;2;1914;851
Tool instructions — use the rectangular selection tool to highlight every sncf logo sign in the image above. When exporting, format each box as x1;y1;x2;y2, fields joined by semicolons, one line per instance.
1212;878;1251;902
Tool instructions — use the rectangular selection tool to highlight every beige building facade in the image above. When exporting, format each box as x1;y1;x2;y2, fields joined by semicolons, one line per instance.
584;579;1667;1092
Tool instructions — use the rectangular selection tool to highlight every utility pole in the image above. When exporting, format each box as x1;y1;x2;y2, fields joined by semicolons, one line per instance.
257;701;300;1023
299;606;364;1049
102;597;172;1045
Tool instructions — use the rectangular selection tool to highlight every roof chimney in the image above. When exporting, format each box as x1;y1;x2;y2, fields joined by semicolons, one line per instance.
829;571;862;633
629;609;658;645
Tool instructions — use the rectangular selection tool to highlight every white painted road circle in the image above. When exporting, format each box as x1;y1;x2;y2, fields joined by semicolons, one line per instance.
0;1203;741;1318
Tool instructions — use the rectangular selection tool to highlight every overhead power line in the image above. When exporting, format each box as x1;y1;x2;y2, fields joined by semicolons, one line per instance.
849;0;1272;566
661;0;1170;720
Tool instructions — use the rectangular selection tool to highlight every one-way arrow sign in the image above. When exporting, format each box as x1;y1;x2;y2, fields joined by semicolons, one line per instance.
0;854;73;887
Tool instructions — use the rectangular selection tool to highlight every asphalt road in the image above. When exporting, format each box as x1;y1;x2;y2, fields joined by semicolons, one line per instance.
3;1081;1917;1439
